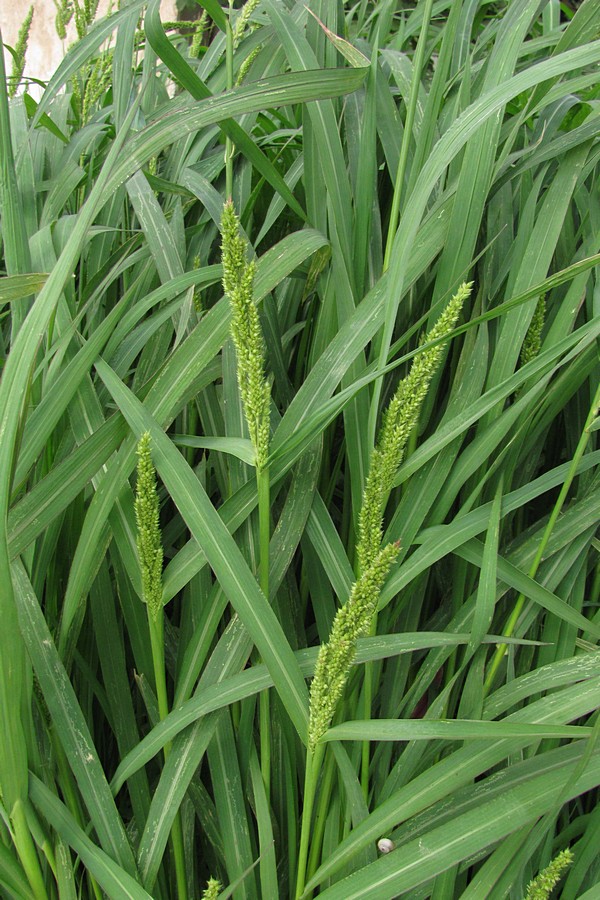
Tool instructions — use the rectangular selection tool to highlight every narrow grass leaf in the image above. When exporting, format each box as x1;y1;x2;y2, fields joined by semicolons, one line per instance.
469;478;503;653
144;0;306;220
315;747;600;900
306;678;600;892
321;719;592;743
0;274;47;303
11;560;137;875
29;777;151;900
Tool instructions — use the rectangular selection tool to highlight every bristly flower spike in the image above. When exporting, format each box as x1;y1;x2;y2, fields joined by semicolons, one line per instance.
190;9;208;58
135;433;163;622
524;848;573;899
55;0;73;41
308;540;400;752
520;294;546;368
221;199;270;470
233;0;261;48
357;281;472;573
9;6;34;99
202;877;222;899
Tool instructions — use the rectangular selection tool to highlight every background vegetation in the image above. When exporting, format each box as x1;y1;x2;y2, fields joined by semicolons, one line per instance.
1;0;599;897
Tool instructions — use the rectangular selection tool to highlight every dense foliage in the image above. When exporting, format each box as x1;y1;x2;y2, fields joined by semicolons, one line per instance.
1;1;599;898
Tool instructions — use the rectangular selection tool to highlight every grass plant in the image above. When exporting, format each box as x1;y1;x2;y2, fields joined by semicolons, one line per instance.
1;1;599;898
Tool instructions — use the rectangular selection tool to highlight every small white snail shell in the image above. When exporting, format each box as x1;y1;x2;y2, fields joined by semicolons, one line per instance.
377;838;395;854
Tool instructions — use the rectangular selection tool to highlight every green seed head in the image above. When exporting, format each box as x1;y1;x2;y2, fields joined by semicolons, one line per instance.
134;433;163;622
308;541;400;752
190;10;209;58
221;200;270;469
202;877;223;899
55;0;73;41
233;0;261;48
357;282;472;573
520;294;546;368
524;848;573;899
236;45;262;85
9;6;34;99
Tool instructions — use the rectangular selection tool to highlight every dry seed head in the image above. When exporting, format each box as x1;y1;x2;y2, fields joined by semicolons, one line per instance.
135;433;163;622
308;541;400;752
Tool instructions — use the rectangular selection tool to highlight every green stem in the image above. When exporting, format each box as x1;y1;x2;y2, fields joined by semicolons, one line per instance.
257;465;270;600
382;0;433;275
148;610;188;900
51;731;101;898
360;612;378;799
170;813;187;900
11;800;48;900
306;748;336;884
295;742;325;900
257;463;271;802
484;380;600;694
148;611;169;726
369;0;435;448
22;802;56;879
225;4;234;199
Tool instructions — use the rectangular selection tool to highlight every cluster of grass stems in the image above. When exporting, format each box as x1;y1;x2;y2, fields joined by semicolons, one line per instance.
1;0;599;897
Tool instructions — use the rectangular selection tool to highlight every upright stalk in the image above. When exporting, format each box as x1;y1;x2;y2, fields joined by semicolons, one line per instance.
382;0;435;275
306;747;336;883
370;0;435;445
225;3;235;199
257;463;271;799
149;610;188;899
295;743;325;900
485;380;600;693
135;435;187;900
